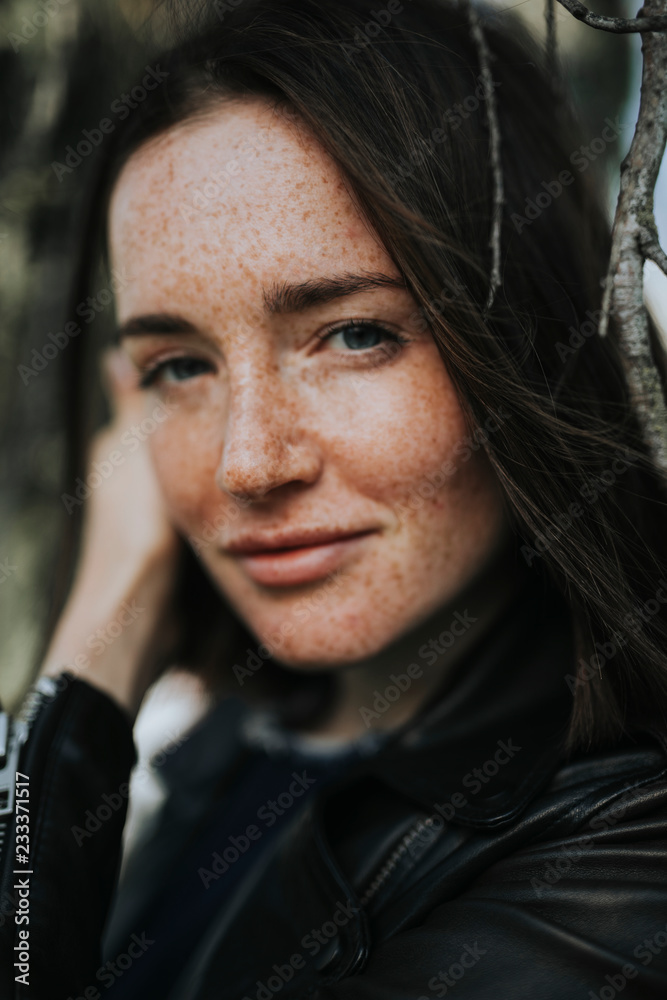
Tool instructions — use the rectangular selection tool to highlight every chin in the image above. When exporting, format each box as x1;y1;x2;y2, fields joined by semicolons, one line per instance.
235;595;426;673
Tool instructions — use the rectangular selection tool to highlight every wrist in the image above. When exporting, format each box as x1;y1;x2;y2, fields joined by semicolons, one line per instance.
41;557;176;720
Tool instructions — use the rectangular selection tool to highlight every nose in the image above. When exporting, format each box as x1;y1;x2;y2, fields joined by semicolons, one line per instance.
215;370;322;502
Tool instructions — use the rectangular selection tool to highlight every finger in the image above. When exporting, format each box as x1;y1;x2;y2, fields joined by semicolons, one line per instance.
100;346;145;419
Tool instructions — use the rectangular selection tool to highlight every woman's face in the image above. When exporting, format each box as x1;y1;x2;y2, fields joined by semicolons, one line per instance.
109;98;507;668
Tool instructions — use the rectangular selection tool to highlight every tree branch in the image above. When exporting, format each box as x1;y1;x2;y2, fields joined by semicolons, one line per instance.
639;225;667;277
545;0;558;81
596;0;667;473
554;0;667;34
467;0;504;313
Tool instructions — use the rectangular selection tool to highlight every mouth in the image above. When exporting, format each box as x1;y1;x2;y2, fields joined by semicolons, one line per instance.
227;529;377;587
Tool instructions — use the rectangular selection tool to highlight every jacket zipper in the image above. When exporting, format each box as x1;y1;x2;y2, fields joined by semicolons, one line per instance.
0;676;61;875
358;814;442;908
309;818;444;986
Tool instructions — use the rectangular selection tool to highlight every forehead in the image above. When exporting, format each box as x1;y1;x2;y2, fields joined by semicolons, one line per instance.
108;98;389;318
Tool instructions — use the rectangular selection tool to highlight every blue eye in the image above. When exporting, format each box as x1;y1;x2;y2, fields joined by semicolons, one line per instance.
321;320;408;353
139;356;212;388
137;320;411;390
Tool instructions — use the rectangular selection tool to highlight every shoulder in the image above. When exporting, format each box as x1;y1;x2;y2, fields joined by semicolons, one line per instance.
307;739;667;999
357;736;667;916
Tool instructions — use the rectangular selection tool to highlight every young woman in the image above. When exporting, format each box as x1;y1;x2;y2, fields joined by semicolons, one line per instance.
1;1;667;997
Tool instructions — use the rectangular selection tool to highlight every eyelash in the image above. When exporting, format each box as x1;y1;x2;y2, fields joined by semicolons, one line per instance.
315;319;411;359
137;319;411;389
138;354;212;389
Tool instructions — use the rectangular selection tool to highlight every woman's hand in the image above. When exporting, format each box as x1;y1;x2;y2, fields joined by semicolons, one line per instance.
40;347;181;720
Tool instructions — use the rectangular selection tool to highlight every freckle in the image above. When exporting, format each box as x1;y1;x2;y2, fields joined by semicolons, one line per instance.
189;274;205;298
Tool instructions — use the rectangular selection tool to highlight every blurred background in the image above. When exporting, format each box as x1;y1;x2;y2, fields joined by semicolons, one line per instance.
0;0;666;712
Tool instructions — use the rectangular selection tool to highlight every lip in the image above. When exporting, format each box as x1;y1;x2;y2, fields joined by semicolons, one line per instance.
225;527;378;554
228;529;377;586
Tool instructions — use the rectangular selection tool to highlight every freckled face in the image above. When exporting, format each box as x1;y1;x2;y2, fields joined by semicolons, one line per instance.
109;98;506;668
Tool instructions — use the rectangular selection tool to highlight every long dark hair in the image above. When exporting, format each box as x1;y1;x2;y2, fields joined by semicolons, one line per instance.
54;0;667;749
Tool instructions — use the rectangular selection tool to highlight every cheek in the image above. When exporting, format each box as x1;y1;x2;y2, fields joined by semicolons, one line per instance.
323;354;505;595
148;401;226;538
315;350;472;508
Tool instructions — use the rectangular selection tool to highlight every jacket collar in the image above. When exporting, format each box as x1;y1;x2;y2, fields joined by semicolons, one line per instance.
336;573;576;828
171;576;578;999
160;574;577;997
159;570;575;829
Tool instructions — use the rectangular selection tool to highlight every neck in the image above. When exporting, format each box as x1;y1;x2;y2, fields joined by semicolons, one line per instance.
303;535;526;742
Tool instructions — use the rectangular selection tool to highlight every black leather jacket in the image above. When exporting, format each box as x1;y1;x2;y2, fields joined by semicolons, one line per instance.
1;580;666;999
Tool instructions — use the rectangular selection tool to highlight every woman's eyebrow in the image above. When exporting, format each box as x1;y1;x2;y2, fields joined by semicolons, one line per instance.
117;271;406;339
117;314;198;339
262;271;406;314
